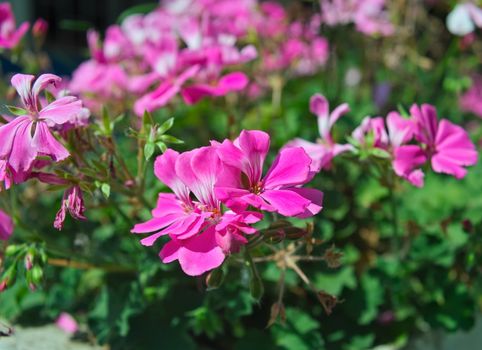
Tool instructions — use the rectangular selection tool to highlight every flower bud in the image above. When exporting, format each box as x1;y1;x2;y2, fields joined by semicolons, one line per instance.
32;18;48;38
0;279;8;292
30;266;43;284
24;253;33;270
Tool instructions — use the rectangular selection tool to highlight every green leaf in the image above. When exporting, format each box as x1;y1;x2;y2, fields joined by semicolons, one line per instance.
370;147;391;159
158;117;174;134
59;19;93;31
144;142;155;161
44;90;56;104
160;134;184;144
156;142;167;153
102;106;111;135
6;105;27;116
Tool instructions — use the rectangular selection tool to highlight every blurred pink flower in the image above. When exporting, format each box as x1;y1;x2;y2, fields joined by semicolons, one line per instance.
412;104;478;179
460;76;482;118
0;209;13;241
182;71;249;104
0;3;29;49
320;0;394;36
56;313;78;335
286;93;353;171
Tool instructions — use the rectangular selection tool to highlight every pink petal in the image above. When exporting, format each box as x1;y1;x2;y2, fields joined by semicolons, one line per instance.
263;147;312;189
159;239;181;263
11;74;35;111
393;145;427;178
32;74;62;102
176;146;221;208
284;139;326;172
177;227;225;276
261;189;312;217
411;104;438;145
39;96;83;125
32;122;70;163
310;93;329;119
0;116;30;158
8;119;37;172
154;150;190;202
236;130;270;183
290;188;324;218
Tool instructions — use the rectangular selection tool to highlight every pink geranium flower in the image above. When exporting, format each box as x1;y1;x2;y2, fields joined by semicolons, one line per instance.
215;130;323;217
460;75;482;118
0;209;13;241
0;3;29;49
395;104;477;183
286;93;353;171
0;74;85;181
182;72;249;105
132;147;262;276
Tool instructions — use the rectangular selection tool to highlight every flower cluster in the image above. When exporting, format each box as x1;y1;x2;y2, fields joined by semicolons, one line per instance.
287;94;478;187
69;0;330;115
319;0;394;36
132;130;323;276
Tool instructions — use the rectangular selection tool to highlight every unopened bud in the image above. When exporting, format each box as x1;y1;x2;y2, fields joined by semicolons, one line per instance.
0;279;8;292
32;18;48;38
31;266;43;284
24;254;33;271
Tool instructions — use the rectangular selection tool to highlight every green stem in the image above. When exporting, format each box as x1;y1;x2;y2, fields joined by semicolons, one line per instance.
388;177;400;257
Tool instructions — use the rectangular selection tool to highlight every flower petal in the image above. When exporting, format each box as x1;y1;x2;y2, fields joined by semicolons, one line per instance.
263;147;312;189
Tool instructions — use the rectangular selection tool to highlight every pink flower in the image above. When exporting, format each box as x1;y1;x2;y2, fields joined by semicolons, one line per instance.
56;313;78;334
0;209;13;241
412;104;478;179
460;76;482;118
0;74;85;179
215;130;323;217
286;93;353;171
350;111;424;187
54;186;87;230
134;65;199;116
132;147;262;276
182;72;249;105
69;30;130;113
320;0;393;36
395;104;477;184
0;3;29;49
